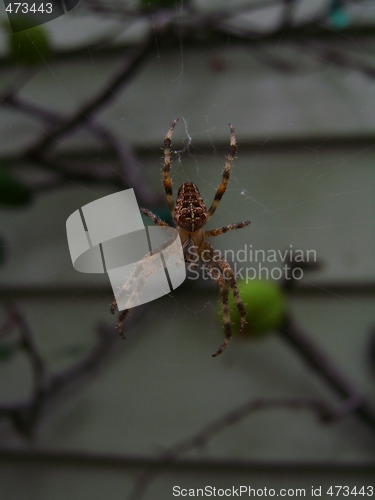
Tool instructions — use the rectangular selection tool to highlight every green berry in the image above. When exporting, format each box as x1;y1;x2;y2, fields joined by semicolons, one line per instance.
219;279;286;337
8;22;51;66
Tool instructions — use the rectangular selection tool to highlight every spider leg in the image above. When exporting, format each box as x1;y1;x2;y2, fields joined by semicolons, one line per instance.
205;220;251;238
110;298;129;339
140;207;169;226
163;118;178;218
110;297;117;314
117;309;129;339
110;248;165;339
204;241;247;333
206;123;237;221
204;260;232;358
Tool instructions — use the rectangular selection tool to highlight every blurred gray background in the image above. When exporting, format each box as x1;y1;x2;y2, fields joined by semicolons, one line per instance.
0;1;374;498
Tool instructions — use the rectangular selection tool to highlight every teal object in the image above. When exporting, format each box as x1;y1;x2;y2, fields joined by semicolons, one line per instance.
143;206;174;226
328;0;350;30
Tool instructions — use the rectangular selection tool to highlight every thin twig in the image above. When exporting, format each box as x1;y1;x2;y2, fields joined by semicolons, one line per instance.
0;306;17;340
26;42;153;157
126;396;338;500
279;258;375;432
0;302;116;438
126;251;375;499
279;316;375;432
0;94;162;206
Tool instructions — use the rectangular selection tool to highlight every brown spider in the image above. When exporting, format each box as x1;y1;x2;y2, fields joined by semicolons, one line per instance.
111;119;251;357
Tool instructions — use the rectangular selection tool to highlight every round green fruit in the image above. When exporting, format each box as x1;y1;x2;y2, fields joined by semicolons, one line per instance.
8;22;51;66
219;279;286;337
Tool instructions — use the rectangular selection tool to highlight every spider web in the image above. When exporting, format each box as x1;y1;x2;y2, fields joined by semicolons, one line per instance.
0;0;374;339
0;0;375;474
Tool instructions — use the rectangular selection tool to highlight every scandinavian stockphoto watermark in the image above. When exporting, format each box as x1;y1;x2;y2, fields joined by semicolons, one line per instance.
66;189;186;312
186;244;317;283
66;190;316;311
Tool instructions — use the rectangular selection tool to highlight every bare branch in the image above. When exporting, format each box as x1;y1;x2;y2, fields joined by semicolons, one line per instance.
0;94;162;206
26;42;153;157
279;316;375;432
126;395;342;500
0;303;116;438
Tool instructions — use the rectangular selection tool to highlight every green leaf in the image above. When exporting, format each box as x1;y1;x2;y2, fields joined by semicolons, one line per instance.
141;0;177;8
0;168;33;207
0;343;18;361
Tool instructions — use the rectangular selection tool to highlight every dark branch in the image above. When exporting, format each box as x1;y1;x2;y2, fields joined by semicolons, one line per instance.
0;94;162;206
279;316;375;432
0;303;116;438
126;395;346;500
26;42;153;157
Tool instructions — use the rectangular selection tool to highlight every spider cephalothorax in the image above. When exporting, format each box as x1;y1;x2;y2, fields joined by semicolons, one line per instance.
111;119;251;357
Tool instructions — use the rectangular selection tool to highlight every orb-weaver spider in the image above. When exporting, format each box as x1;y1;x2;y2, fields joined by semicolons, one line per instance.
111;119;250;357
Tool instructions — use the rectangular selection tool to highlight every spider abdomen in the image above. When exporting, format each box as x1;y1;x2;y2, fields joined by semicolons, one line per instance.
175;182;208;232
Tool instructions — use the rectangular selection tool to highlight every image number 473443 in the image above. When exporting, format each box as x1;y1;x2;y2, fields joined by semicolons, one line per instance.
4;0;81;32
